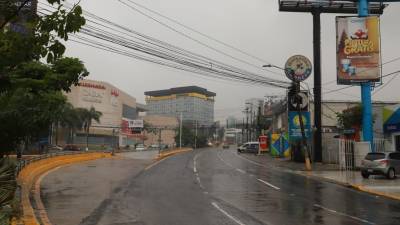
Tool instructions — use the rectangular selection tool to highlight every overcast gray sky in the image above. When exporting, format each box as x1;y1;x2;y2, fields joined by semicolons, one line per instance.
55;0;400;122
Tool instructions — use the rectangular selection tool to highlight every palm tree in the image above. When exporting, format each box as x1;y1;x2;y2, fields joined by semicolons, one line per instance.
61;106;84;144
77;107;102;151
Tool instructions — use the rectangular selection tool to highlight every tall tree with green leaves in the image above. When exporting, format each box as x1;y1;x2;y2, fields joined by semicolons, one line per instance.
77;107;102;151
0;0;88;157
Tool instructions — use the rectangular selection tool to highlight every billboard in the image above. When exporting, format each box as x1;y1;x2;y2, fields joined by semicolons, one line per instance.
288;111;311;140
336;16;381;84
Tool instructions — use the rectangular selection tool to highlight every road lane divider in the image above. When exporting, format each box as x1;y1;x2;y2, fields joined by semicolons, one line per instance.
313;204;375;225
211;202;246;225
156;148;192;160
236;168;246;174
257;179;280;190
17;152;112;225
144;157;168;171
217;152;234;168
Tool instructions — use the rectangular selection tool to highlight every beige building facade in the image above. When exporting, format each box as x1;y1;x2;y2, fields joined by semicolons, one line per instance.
63;79;141;147
142;115;179;148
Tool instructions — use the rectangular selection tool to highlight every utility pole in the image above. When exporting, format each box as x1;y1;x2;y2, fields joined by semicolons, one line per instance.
158;128;162;156
312;9;322;162
242;118;245;144
179;112;182;149
194;120;198;149
245;108;249;142
359;0;374;151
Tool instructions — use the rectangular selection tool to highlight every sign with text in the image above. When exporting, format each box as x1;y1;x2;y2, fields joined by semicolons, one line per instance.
284;55;312;82
336;16;381;84
129;119;144;128
288;111;311;140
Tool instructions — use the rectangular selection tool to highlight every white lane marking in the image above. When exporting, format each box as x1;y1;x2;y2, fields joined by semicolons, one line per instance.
234;152;264;167
257;179;280;190
313;204;375;225
196;175;204;189
236;168;246;174
193;159;197;173
217;152;234;168
212;202;246;225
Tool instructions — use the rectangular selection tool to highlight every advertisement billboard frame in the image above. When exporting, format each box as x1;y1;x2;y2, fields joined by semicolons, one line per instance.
336;16;382;85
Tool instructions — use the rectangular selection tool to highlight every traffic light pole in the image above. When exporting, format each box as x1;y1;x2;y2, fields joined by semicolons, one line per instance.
359;0;374;151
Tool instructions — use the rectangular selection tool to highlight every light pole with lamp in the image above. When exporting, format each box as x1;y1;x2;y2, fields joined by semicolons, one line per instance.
263;57;313;171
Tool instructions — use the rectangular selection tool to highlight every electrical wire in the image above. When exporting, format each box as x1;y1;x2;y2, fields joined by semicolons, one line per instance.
38;3;291;89
119;0;283;77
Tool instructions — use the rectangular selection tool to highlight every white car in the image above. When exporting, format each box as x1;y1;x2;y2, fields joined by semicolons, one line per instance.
237;142;260;154
135;144;146;151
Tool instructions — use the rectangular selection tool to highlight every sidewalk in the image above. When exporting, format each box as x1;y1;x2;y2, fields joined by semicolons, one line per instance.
239;152;400;201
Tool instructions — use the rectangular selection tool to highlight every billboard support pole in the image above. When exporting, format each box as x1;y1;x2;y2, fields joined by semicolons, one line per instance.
359;0;374;152
312;10;322;162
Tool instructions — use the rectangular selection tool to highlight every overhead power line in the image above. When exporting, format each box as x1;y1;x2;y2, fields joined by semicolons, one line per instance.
323;70;400;95
117;0;285;79
120;0;280;71
38;3;291;89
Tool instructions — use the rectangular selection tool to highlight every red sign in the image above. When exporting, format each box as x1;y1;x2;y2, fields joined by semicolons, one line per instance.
259;136;268;151
111;89;120;97
79;82;106;90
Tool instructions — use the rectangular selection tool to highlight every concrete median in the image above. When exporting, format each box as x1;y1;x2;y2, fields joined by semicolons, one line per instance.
14;152;112;225
156;148;193;160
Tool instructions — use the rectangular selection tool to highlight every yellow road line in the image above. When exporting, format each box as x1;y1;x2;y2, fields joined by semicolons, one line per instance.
17;152;112;225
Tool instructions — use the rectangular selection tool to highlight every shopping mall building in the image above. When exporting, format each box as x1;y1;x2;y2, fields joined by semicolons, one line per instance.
57;79;147;148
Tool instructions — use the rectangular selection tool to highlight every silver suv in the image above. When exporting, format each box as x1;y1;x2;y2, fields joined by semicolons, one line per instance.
360;152;400;179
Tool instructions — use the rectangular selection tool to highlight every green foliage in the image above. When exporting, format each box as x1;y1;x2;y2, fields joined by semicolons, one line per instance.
0;158;16;207
0;0;88;155
336;105;363;129
143;121;157;135
76;107;102;149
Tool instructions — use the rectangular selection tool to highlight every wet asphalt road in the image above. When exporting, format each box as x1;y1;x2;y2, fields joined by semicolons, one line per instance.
42;148;400;225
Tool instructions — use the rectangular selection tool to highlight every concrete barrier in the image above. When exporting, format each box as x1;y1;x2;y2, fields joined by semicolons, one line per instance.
157;148;193;160
15;152;111;225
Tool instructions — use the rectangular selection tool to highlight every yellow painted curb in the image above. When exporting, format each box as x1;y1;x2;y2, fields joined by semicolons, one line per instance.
156;148;192;160
16;152;112;225
351;184;400;201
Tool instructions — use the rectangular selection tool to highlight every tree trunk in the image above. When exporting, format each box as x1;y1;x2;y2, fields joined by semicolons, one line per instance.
55;122;59;146
86;126;89;151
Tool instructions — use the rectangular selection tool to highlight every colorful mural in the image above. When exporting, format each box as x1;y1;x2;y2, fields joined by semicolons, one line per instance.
270;133;290;157
383;104;400;133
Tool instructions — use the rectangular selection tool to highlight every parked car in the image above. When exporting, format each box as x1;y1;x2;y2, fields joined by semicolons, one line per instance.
48;145;63;151
135;144;146;151
149;144;159;150
63;144;81;151
237;142;259;154
360;152;400;179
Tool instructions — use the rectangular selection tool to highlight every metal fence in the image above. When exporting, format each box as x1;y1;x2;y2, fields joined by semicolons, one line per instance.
14;150;107;176
338;139;355;171
338;138;393;171
373;138;386;153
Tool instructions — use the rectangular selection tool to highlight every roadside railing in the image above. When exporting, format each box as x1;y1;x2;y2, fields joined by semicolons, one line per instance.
14;150;110;176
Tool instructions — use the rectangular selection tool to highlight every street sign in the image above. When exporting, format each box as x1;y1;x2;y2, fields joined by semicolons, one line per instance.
288;91;309;111
284;55;312;82
288;111;312;140
128;119;144;128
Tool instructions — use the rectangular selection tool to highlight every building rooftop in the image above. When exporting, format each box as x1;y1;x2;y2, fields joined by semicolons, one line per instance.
145;86;216;97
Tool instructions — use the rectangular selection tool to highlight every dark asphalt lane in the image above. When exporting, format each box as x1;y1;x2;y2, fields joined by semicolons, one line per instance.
43;148;400;225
